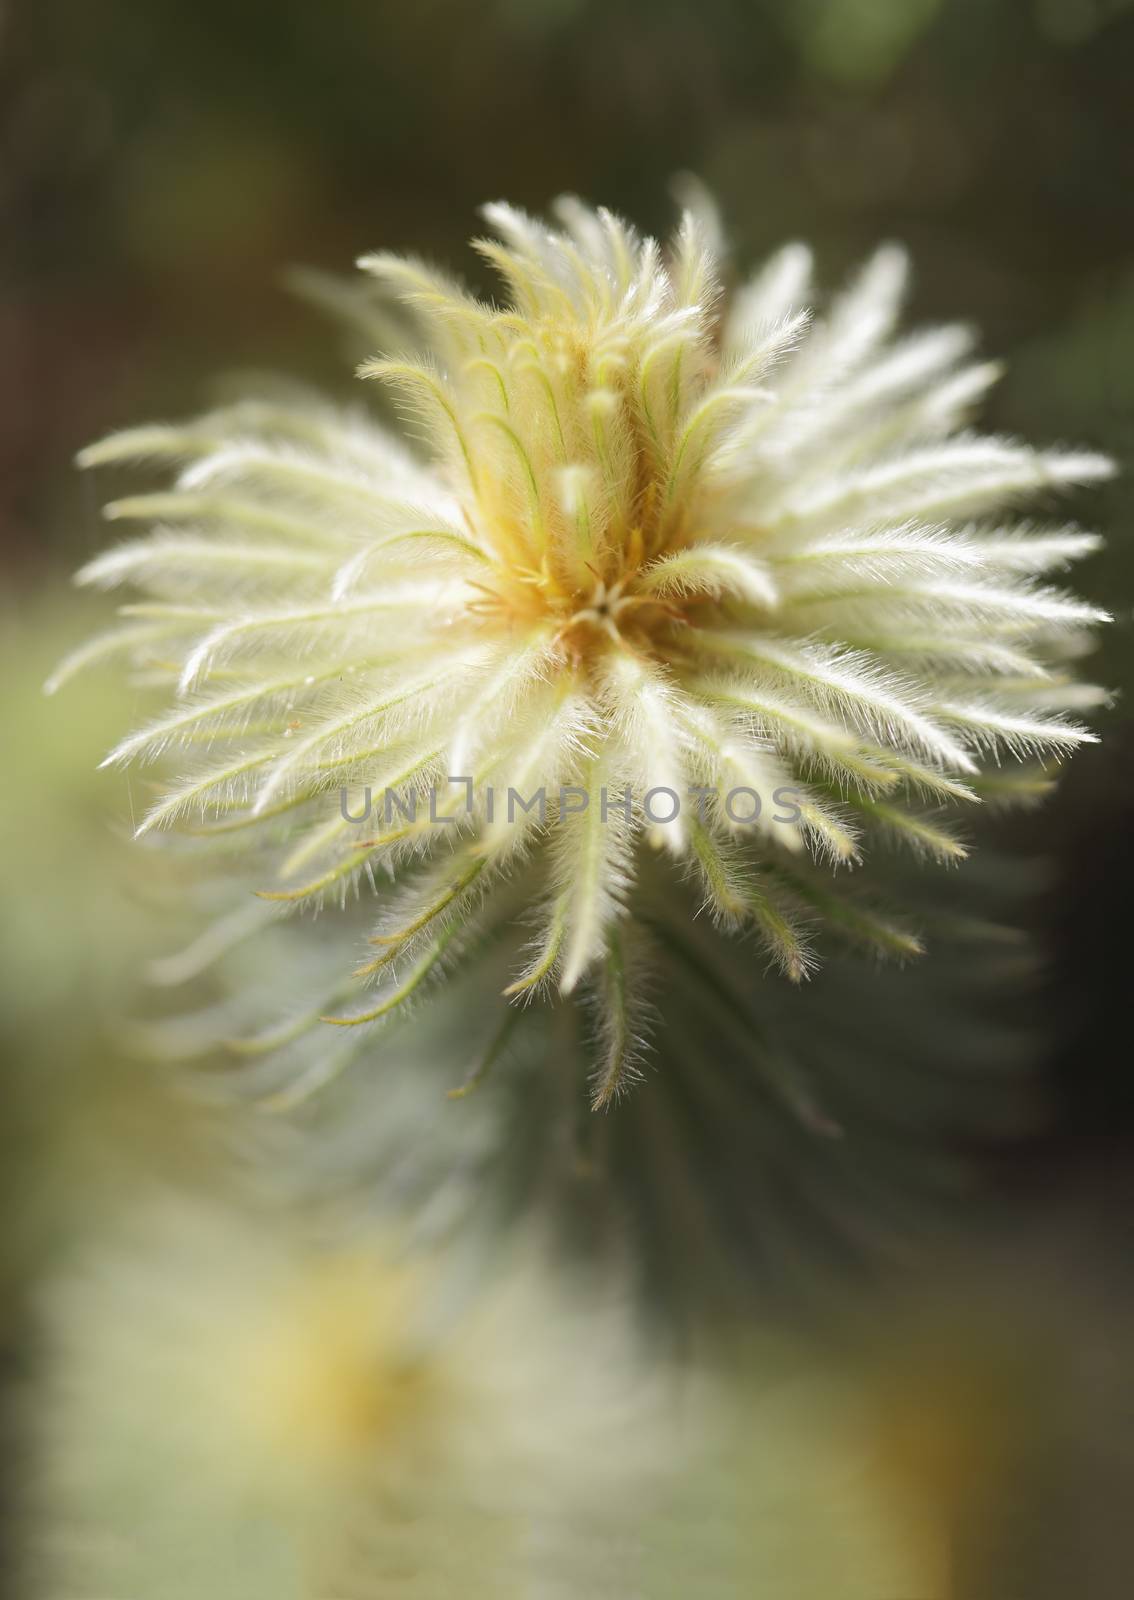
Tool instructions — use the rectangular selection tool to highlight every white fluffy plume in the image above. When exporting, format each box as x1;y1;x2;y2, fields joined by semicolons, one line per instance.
55;194;1112;1108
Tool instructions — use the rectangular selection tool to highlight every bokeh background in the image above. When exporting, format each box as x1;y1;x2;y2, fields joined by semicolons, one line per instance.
3;1;1133;1594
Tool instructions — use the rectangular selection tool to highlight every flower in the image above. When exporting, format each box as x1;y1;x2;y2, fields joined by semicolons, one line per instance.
27;1193;678;1599
55;195;1111;1107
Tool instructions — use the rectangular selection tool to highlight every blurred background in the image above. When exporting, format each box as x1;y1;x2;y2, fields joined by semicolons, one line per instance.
3;0;1133;1594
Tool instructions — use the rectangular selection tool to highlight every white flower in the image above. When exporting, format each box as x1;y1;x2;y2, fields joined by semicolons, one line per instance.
28;1195;670;1599
55;195;1111;1107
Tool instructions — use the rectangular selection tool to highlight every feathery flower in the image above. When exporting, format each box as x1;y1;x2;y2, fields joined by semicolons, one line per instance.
55;195;1112;1107
26;1195;676;1599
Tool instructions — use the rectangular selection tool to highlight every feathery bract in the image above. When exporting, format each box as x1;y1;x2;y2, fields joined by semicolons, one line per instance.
56;195;1111;1107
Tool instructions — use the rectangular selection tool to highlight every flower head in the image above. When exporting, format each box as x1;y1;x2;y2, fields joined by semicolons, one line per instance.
29;1195;676;1599
57;196;1111;1106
